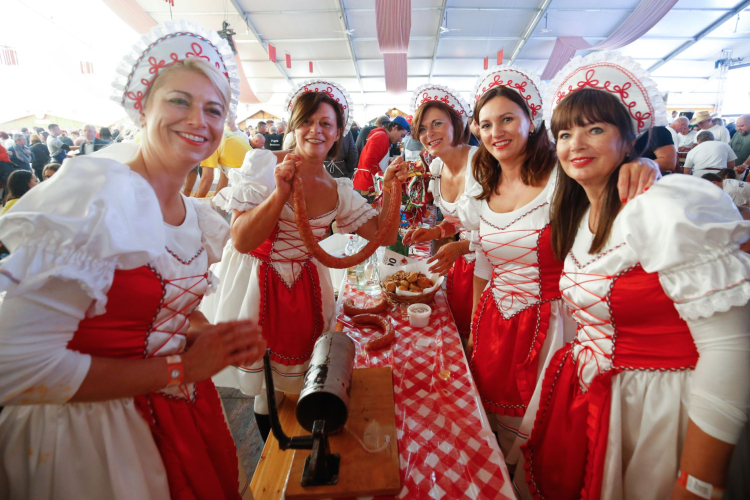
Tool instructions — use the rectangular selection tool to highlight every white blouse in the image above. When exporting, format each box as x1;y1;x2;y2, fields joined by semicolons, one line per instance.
428;146;480;260
563;174;750;443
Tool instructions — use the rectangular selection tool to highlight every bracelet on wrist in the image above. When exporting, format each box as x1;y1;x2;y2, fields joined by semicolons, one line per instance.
166;355;184;387
677;469;724;499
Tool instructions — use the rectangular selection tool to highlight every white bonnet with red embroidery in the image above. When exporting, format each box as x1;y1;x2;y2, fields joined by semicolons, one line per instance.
544;51;666;137
473;66;544;128
111;19;240;126
410;84;472;123
285;79;354;135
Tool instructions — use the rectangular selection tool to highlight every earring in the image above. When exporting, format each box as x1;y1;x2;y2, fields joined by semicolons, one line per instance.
529;129;536;138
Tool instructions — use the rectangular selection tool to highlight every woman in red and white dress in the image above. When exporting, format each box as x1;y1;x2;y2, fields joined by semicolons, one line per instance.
466;67;660;469
522;52;750;500
0;22;266;500
402;84;478;340
202;80;405;438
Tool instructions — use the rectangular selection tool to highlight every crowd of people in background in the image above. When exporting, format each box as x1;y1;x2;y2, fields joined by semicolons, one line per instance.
4;108;747;213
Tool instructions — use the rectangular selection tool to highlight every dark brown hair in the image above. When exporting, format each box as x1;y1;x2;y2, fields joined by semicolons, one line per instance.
549;88;636;260
471;86;556;201
287;91;345;158
411;100;469;147
5;170;34;202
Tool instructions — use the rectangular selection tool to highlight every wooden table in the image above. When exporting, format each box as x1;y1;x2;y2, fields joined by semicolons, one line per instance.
250;282;515;500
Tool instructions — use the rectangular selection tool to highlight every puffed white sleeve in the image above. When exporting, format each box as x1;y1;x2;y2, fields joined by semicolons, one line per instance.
334;177;378;234
621;174;750;443
427;157;443;198
0;155;165;406
0;156;164;317
458;178;484;256
190;199;230;265
212;149;277;212
621;174;750;320
0;279;93;405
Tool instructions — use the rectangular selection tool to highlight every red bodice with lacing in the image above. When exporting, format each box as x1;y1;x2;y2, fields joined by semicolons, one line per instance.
249;218;326;366
523;265;698;500
471;224;564;416
66;264;240;500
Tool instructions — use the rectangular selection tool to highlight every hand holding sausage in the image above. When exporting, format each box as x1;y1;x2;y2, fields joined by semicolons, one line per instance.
273;153;300;201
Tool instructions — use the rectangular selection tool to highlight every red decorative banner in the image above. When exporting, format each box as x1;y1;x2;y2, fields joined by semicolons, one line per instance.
497;49;503;65
80;61;94;74
483;57;488;70
163;0;174;6
268;43;276;63
309;61;313;73
285;52;291;69
1;48;19;66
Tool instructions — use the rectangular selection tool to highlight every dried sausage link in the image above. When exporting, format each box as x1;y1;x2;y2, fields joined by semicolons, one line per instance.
293;176;402;269
343;298;388;317
351;313;396;351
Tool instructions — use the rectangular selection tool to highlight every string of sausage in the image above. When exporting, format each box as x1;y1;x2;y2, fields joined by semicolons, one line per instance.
343;297;388;316
292;175;403;269
351;313;395;351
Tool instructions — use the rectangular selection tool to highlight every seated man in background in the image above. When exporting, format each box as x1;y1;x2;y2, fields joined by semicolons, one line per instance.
683;130;736;177
716;168;750;207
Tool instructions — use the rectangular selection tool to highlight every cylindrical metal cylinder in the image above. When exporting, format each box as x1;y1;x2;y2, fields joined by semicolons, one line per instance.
296;331;356;434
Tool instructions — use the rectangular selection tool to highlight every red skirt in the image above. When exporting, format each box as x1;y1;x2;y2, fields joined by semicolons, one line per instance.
521;346;613;500
470;291;553;416
256;259;324;366
136;381;241;500
446;256;475;339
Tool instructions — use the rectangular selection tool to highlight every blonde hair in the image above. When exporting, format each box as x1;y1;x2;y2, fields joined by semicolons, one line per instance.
143;58;231;115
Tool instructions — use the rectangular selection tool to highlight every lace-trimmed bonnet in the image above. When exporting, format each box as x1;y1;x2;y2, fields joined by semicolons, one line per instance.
111;19;241;126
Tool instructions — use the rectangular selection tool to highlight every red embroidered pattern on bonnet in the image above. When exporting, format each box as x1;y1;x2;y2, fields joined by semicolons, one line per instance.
418;89;466;115
555;64;653;133
477;70;542;119
123;33;229;116
289;82;348;113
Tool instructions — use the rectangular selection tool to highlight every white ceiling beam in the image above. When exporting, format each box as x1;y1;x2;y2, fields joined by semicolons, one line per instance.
196;6;747;16
428;0;449;83
228;0;293;86
649;0;750;73
510;0;554;65
234;34;750;45
336;0;364;99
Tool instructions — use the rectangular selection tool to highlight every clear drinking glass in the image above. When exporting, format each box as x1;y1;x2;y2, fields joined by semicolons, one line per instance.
356;251;381;295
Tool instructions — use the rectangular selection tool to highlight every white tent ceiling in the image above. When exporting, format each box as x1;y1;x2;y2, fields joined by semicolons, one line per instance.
110;0;750;122
5;0;750;126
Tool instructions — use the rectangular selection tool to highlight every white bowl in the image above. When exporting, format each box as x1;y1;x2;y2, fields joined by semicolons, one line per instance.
407;303;432;328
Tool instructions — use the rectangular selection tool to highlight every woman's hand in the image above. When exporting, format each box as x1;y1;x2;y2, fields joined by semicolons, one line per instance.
403;226;440;246
185;310;211;348
182;320;266;384
618;157;661;202
426;240;465;276
274;153;300;201
383;157;411;186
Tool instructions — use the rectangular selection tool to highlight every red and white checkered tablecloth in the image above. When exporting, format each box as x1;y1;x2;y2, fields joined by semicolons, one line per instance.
337;286;515;500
